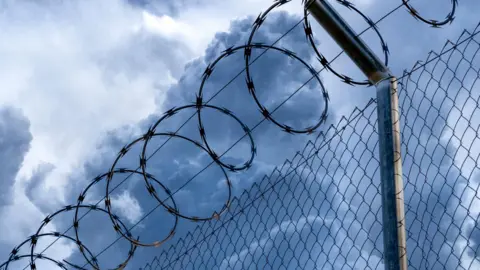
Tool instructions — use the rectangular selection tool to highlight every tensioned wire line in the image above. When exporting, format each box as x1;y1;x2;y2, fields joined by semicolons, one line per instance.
71;2;423;268
23;1;408;269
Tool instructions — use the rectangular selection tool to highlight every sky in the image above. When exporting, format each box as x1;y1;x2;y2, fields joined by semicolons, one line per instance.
0;0;479;269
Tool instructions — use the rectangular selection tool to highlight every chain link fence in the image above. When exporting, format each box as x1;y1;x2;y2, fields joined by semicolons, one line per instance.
399;25;480;269
141;22;480;270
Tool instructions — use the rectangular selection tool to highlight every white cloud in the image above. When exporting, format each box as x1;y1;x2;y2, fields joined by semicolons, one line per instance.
0;0;188;263
110;190;144;225
0;192;74;267
0;0;190;209
219;215;329;269
437;40;480;267
452;183;480;269
139;0;307;56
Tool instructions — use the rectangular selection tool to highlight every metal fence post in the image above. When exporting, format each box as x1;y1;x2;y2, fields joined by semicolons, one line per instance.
376;77;407;270
304;0;407;269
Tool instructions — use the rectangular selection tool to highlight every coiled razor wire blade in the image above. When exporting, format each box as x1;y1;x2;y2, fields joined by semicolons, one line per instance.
303;0;390;86
1;0;458;269
402;0;457;28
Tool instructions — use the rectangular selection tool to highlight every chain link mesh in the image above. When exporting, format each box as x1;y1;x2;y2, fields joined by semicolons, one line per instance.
399;26;480;269
140;23;480;270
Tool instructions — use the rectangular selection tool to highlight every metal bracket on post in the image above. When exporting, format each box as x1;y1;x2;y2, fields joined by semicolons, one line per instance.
304;0;407;269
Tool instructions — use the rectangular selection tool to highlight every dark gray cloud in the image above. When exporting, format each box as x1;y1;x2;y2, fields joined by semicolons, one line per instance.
24;162;56;213
0;107;32;206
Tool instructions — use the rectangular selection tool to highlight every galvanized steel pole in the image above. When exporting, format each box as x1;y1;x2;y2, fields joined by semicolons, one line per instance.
304;0;407;269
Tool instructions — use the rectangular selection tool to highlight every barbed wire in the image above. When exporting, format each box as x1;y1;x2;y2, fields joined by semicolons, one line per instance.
2;0;461;269
73;1;411;268
303;0;390;86
402;0;457;27
9;6;311;270
12;5;313;270
80;0;469;266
